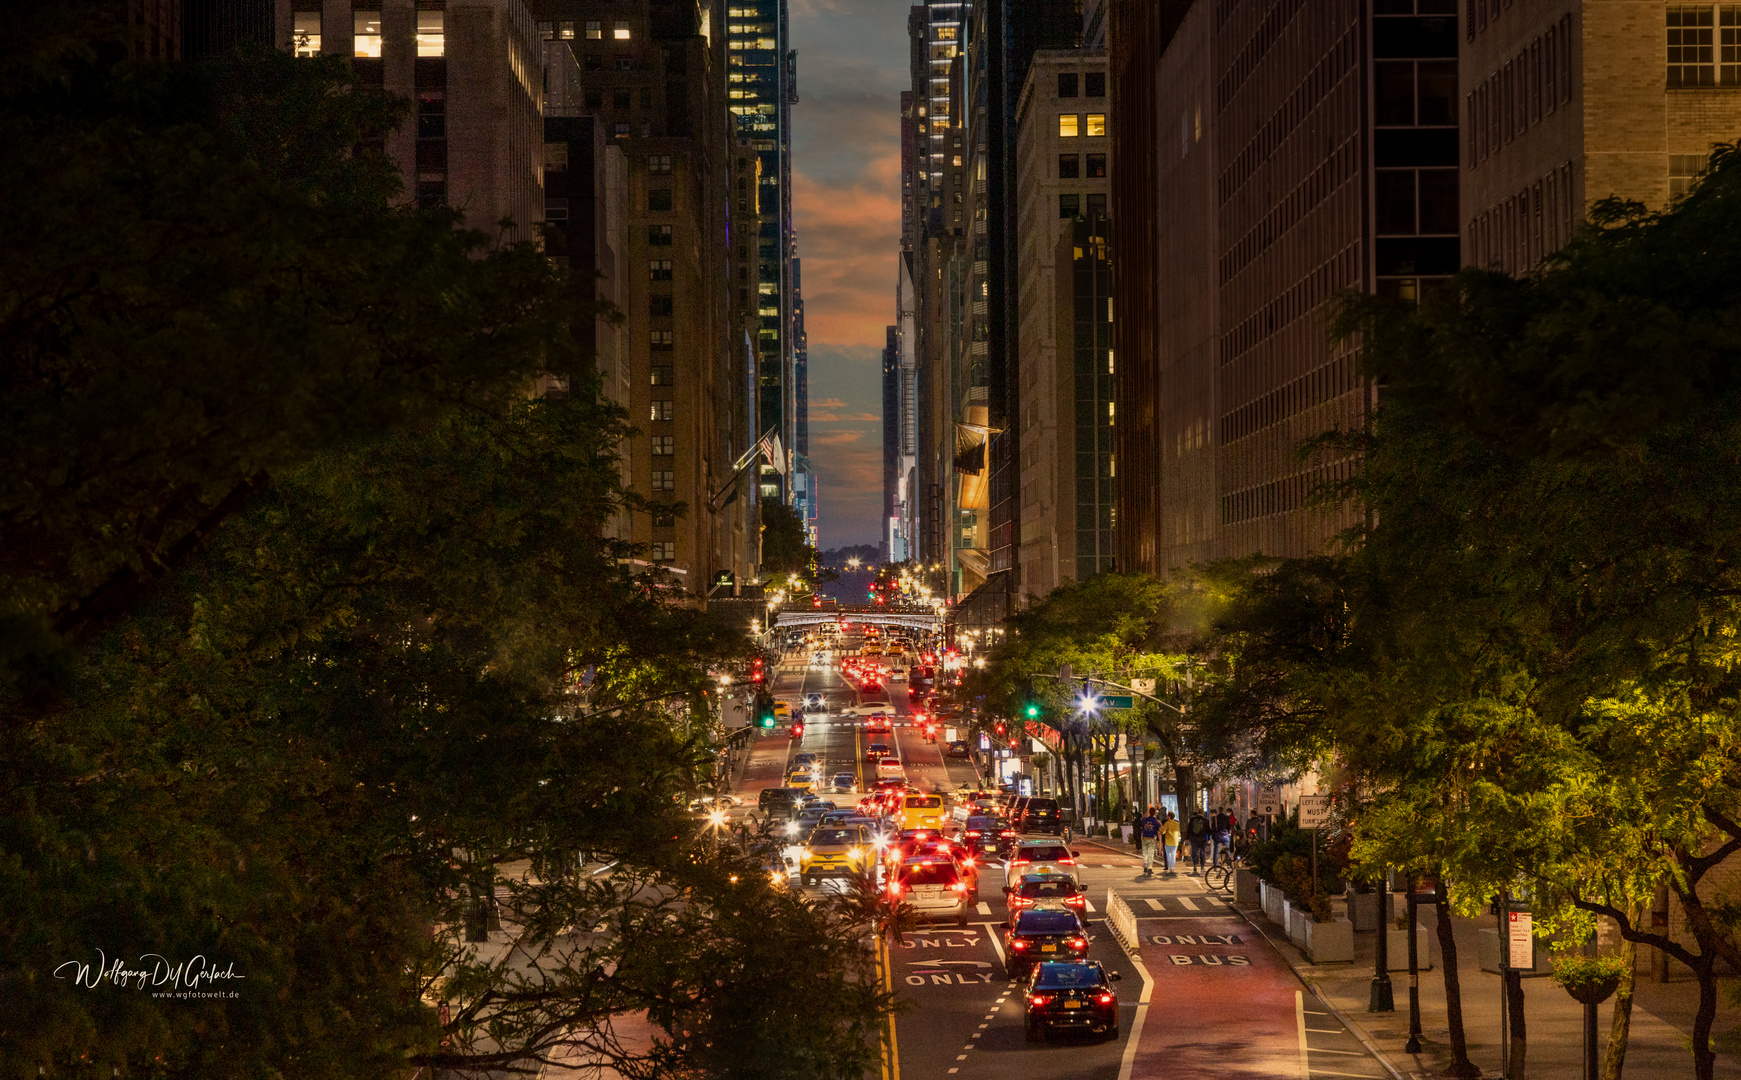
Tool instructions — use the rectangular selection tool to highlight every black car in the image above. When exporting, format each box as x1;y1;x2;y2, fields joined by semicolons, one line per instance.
1017;796;1063;835
1024;961;1121;1041
945;739;972;759
958;815;1016;858
758;787;805;815
1003;908;1091;978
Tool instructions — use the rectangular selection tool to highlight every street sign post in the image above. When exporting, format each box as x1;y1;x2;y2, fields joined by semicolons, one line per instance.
1298;794;1331;828
1131;677;1156;695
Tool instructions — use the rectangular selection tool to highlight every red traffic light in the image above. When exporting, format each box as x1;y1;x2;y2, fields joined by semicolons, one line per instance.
790;723;804;739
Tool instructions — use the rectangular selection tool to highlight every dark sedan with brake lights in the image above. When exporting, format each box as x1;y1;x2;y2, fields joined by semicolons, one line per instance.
1023;961;1121;1041
1003;908;1091;978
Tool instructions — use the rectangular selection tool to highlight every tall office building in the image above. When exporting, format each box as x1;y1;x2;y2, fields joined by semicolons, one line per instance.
1112;0;1457;575
882;325;902;563
725;2;799;514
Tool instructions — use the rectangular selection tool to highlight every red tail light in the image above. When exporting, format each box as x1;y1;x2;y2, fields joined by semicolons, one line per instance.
1066;896;1086;907
965;831;981;838
949;881;967;893
1029;995;1050;1006
1097;993;1115;1004
1059;858;1077;865
1070;937;1088;948
1011;940;1029;950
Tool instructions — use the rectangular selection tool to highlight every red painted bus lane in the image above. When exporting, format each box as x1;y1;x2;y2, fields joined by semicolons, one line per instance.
1126;916;1305;1080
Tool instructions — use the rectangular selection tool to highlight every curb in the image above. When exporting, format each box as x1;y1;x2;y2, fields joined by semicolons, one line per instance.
1231;901;1409;1080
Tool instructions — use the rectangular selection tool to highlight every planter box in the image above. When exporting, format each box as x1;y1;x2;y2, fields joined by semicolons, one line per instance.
1234;867;1260;905
1346;890;1382;932
1285;901;1307;947
1386;924;1434;971
1305;917;1355;963
1261;880;1285;926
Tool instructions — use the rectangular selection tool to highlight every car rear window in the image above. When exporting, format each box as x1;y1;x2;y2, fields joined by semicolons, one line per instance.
1025;799;1060;812
905;796;942;809
1015;912;1080;933
1018;845;1070;861
1033;964;1104;989
1019;878;1079;898
964;816;1005;831
901;863;959;886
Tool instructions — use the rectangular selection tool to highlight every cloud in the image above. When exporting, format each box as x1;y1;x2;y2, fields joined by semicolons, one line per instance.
811;411;881;423
811;397;847;409
810;430;866;446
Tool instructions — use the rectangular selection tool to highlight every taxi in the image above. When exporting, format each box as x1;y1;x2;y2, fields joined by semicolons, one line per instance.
897;793;947;832
785;766;817;791
799;824;873;885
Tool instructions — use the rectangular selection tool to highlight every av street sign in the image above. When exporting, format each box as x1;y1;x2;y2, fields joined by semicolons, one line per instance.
1097;695;1135;710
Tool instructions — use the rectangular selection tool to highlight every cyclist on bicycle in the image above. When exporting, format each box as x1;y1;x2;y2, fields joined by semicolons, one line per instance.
1211;806;1234;868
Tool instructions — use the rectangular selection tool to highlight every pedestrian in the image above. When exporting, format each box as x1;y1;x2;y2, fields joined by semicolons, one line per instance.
1137;805;1163;876
1161;810;1181;874
1185;807;1210;875
1211;806;1234;869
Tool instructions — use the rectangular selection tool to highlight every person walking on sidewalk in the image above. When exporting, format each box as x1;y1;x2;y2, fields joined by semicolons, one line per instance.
1137;805;1163;876
1185;808;1210;875
1161;810;1181;875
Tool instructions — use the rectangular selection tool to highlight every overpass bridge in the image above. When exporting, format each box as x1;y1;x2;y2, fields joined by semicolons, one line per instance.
770;604;943;633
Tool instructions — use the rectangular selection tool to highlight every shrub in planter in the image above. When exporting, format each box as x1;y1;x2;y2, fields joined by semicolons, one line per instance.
1552;954;1628;1005
1309;890;1335;924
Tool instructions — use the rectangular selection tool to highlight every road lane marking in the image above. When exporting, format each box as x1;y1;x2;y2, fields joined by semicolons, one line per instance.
1305;1047;1370;1055
1083;898;1096;912
1305;1028;1346;1034
1304;1072;1387;1079
976;901;992;915
1144;898;1164;910
1177;896;1200;911
955;1055;967;1061
1296;990;1310;1080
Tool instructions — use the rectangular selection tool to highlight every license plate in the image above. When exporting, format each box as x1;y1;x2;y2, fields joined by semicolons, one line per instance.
1064;1001;1081;1010
1041;945;1057;952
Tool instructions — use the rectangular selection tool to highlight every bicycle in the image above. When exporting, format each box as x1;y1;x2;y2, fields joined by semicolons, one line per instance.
1204;849;1239;892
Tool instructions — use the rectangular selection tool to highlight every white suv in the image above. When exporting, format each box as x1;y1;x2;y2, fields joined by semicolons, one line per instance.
892;857;970;926
1007;839;1081;887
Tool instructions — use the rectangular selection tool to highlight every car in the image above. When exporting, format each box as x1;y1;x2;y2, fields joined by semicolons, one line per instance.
889;669;907;682
1004;908;1091;978
889;856;970;926
793;804;834;834
1004;872;1087;918
897;792;947;832
958;814;1016;858
785;768;816;792
1008;839;1082;884
773;701;792;719
803;693;827;712
800;825;874;884
909;839;981;899
830;772;857;792
874;759;906;781
1023;962;1121;1041
865;741;891;762
863;715;893;734
686;794;742;812
758;787;806;815
791;751;819;768
1017;797;1064;835
946;740;972;759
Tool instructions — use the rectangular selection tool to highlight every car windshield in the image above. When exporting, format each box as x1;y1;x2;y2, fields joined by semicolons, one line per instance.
1033;963;1104;989
900;862;960;886
1015;912;1080;933
1020;878;1078;898
1018;845;1070;862
811;828;863;845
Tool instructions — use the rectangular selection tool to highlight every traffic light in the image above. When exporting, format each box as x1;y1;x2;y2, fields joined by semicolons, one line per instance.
1024;701;1041;719
751;657;766;685
995;721;1006;735
756;693;776;728
790;722;804;739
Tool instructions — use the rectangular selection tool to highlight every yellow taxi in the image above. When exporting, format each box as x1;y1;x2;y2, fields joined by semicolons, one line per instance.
799;825;873;885
898;793;947;831
773;700;792;720
785;766;817;791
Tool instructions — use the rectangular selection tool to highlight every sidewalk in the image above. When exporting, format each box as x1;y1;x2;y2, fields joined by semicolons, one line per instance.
1247;890;1741;1079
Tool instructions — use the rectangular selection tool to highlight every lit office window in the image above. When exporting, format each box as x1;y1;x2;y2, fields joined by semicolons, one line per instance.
651;401;675;421
1058;114;1080;137
586;20;602;39
651;541;676;562
614;20;632;39
559;20;574;39
353;10;382;57
417;10;444;57
1085;113;1106;137
292;11;321;55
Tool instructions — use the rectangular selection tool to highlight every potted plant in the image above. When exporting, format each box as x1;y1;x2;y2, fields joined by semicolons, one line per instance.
1302;890;1355;963
1552;953;1628;1005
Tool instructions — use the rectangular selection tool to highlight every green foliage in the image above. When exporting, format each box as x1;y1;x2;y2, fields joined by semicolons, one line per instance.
1551;953;1630;991
760;501;817;580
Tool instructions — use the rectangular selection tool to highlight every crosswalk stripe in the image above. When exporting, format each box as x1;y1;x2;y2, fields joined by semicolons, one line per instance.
976;902;992;916
1178;896;1200;911
1144;898;1163;911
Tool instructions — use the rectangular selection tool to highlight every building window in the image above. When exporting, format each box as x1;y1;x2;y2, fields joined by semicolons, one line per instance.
416;10;443;57
615;57;634;72
613;122;630;138
649;154;673;174
1723;7;1741;83
559;21;574;39
650;295;674;316
651;330;675;350
651;471;675;492
651;400;675;421
1059;193;1080;218
1669;6;1716;87
649;224;673;246
416;178;445;209
1086;152;1106;178
353;10;382;57
417;92;444;139
586;20;603;39
652;435;675;455
1085;71;1105;97
651;366;674;385
615;20;632;39
1086;193;1107;219
1058;72;1079;97
649;188;673;211
1085;113;1106;137
584;89;602;108
613;88;632;108
650;259;673;281
1671;153;1710;198
651;506;676;527
1058;114;1080;137
292;10;321;55
640;87;653;108
1058;154;1080;179
651;541;676;562
545;198;569;223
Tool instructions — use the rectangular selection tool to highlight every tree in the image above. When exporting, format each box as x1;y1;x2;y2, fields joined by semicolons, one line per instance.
759;501;818;581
